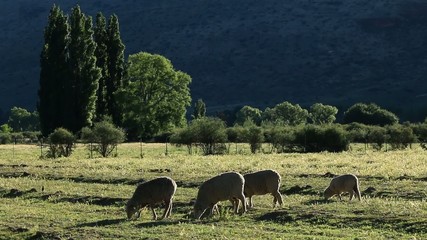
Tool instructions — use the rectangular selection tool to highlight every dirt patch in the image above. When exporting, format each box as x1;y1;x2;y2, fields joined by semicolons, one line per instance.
0;172;32;178
362;186;377;195
176;181;201;188
0;164;28;168
8;226;29;233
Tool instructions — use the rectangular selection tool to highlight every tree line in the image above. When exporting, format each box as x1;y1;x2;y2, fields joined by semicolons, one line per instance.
37;4;191;141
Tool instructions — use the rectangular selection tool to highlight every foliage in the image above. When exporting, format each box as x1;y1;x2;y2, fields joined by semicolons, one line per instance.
240;124;264;153
309;103;338;124
38;5;101;135
0;124;12;133
264;125;296;153
386;125;417;150
38;5;70;136
93;12;109;120
171;117;227;155
235;106;262;125
116;52;191;140
265;101;309;125
47;128;75;158
7;107;40;132
343;103;399;126
192;99;206;119
66;5;101;133
410;123;427;150
106;14;126;126
366;126;387;151
294;124;349;152
81;121;125;157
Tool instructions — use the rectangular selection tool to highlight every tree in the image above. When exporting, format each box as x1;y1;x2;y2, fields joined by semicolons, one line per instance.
309;103;338;125
66;5;101;133
7;107;40;132
235;106;262;125
106;14;125;126
191;117;228;155
240;124;264;154
343;103;399;126
94;12;109;120
271;101;308;125
192;99;206;119
38;5;70;136
81;121;125;157
116;52;191;140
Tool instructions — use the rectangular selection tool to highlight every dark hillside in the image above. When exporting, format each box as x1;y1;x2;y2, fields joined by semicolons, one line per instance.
1;0;427;121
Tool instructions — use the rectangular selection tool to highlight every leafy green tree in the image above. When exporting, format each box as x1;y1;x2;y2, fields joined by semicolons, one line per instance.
7;107;40;132
116;52;191;140
47;128;75;158
271;101;308;125
235;106;262;125
309;103;338;124
66;5;101;133
366;126;387;150
81;121;125;157
94;12;109;120
343;103;399;126
192;99;206;119
106;14;125;126
38;5;70;136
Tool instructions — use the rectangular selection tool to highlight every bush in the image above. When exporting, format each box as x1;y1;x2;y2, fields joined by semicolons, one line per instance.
47;128;75;158
264;126;295;153
410;123;427;150
81;121;126;157
387;125;417;150
240;125;264;154
0;132;11;144
343;103;399;126
170;127;196;154
366;126;387;150
294;124;349;152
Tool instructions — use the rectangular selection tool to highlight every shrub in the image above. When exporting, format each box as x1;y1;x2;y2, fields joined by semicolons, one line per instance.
343;103;399;126
191;117;228;155
81;121;125;157
264;126;295;153
366;126;387;150
294;124;349;152
0;133;11;144
387;125;417;150
47;128;75;158
241;125;264;154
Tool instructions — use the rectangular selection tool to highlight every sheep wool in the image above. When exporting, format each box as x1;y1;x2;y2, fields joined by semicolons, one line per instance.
126;176;177;220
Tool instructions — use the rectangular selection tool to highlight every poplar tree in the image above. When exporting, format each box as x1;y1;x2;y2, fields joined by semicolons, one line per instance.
67;5;101;132
94;12;109;120
106;14;125;126
38;5;70;136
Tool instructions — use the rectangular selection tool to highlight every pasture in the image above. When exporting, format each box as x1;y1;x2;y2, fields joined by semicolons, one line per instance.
0;143;426;239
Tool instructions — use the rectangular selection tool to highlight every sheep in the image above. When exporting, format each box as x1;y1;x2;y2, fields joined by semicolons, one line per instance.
193;171;246;219
125;176;177;220
243;169;283;208
324;174;361;201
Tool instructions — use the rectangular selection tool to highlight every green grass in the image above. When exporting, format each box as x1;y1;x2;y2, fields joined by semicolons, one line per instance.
0;143;426;239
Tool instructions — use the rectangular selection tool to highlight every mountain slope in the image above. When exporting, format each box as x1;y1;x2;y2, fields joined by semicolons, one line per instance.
1;0;427;121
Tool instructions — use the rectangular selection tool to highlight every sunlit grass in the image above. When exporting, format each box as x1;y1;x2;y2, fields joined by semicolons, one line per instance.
0;143;426;239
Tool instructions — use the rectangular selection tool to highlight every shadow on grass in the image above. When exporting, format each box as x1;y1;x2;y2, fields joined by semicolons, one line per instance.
73;218;127;228
136;219;191;228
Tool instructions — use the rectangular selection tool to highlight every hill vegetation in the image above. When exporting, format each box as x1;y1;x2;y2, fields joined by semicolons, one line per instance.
1;0;427;122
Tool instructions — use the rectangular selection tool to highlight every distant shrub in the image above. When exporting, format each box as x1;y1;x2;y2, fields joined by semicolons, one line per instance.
81;121;126;157
47;128;75;158
0;133;11;144
264;126;295;153
240;124;264;154
387;125;417;150
343;103;399;126
294;124;349;152
366;126;387;150
410;123;427;150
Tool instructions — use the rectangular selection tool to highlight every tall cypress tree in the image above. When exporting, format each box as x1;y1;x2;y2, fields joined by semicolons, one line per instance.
94;12;109;120
67;5;101;132
38;5;70;136
106;14;125;126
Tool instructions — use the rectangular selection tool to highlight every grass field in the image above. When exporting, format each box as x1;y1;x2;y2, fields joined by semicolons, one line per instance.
0;143;426;239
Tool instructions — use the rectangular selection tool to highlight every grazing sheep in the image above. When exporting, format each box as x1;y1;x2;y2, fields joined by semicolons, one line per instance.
324;174;361;201
243;169;283;208
126;176;177;220
194;172;246;219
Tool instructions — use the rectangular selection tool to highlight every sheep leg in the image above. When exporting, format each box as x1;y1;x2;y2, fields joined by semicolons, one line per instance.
338;194;342;201
237;194;247;214
161;199;171;219
273;192;283;207
349;191;354;201
166;200;173;218
248;196;254;209
354;185;362;201
150;206;158;220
